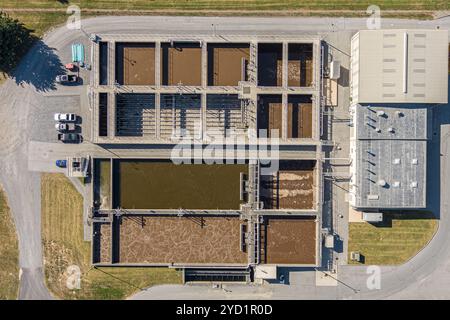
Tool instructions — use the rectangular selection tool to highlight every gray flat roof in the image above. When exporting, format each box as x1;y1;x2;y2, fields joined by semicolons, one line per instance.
354;139;426;208
355;104;429;140
353;29;448;104
353;104;428;209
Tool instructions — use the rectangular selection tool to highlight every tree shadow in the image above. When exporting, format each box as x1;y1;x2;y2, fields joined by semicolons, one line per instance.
10;40;65;92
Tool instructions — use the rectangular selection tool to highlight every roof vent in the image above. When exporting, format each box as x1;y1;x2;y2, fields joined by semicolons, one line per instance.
396;111;404;117
367;194;379;200
377;110;386;117
393;181;401;188
411;158;418;165
375;127;381;133
393;158;401;164
411;181;418;188
388;127;395;133
378;179;387;187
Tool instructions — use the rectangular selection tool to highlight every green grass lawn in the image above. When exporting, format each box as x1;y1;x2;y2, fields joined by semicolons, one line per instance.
41;173;182;300
0;188;19;300
348;212;438;265
0;1;448;11
6;12;69;37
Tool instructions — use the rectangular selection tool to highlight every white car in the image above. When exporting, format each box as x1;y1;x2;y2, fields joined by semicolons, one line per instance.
55;123;76;131
55;74;78;84
54;113;76;122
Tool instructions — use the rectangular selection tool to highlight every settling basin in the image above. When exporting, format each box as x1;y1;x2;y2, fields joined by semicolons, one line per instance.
111;160;248;210
93;159;111;209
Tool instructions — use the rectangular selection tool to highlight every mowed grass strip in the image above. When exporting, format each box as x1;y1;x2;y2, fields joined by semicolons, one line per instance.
348;212;438;265
6;12;70;37
0;187;19;300
41;173;182;300
0;0;448;10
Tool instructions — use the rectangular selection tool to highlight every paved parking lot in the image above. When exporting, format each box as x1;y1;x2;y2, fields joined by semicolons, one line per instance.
30;95;82;143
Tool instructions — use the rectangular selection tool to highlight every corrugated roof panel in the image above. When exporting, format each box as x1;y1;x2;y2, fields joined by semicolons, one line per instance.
354;29;448;104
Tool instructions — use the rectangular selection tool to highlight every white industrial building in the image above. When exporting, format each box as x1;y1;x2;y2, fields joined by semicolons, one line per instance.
349;29;448;211
350;29;448;104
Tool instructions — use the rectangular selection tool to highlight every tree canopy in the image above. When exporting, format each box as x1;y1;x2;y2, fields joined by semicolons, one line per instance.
0;11;34;72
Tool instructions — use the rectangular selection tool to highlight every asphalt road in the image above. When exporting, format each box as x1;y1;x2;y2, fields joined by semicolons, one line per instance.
0;15;449;300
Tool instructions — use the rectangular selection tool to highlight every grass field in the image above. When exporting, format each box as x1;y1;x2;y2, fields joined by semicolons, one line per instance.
41;173;182;300
0;188;19;300
348;212;438;265
6;12;68;37
0;1;448;11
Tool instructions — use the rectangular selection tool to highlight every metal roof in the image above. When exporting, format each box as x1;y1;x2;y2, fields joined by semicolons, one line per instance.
352;104;429;209
355;104;429;140
352;29;448;104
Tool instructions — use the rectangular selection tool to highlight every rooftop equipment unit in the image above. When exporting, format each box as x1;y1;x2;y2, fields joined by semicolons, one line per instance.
378;179;387;187
329;60;341;80
350;251;361;262
324;234;334;249
362;212;383;222
67;156;90;177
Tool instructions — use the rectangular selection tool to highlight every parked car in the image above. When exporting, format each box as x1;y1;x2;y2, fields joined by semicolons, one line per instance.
64;63;76;71
54;113;76;122
55;74;78;84
55;160;67;168
57;133;80;143
55;123;76;132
